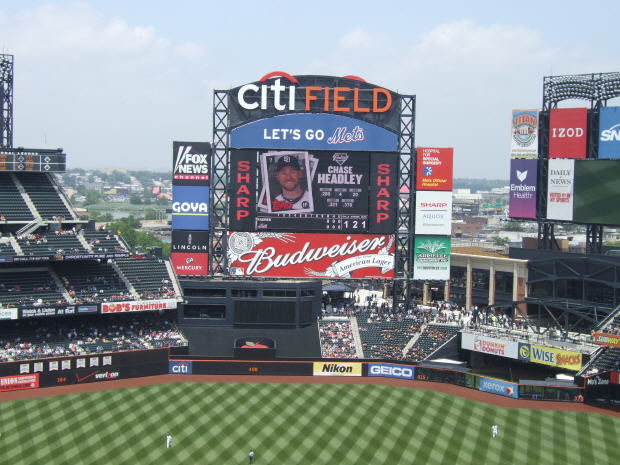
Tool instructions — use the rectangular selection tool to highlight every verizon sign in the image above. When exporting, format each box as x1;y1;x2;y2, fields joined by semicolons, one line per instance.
228;232;394;279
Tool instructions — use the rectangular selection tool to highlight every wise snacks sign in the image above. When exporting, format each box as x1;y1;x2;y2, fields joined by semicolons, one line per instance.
518;343;582;371
228;232;394;279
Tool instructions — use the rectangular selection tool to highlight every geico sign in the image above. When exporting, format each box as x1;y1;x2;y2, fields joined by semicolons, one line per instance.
369;365;413;379
237;72;392;114
172;202;208;213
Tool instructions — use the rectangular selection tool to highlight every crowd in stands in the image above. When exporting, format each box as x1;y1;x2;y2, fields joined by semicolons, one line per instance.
319;320;358;358
0;313;186;362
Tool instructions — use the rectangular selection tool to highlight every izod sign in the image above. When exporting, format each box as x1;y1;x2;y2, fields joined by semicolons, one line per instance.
549;108;588;159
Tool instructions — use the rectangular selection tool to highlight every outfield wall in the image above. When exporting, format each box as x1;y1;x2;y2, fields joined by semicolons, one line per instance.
0;348;168;392
168;358;586;402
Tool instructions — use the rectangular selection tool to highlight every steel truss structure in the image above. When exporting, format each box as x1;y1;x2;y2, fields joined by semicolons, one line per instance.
537;72;620;254
0;54;13;149
210;90;417;309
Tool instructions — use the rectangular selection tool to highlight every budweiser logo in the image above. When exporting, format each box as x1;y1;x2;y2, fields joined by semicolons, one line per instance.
228;233;394;278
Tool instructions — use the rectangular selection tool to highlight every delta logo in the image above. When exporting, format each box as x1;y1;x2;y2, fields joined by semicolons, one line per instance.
236;71;393;114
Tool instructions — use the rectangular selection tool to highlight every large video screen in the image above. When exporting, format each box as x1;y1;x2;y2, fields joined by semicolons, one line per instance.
573;160;620;225
230;149;398;233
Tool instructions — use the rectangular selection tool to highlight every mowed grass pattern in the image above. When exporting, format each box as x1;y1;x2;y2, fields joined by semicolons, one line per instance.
0;382;619;464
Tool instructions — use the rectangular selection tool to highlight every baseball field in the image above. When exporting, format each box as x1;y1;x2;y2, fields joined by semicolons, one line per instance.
0;381;619;464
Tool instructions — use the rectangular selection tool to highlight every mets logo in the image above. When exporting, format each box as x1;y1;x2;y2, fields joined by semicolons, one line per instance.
512;111;537;147
519;344;530;360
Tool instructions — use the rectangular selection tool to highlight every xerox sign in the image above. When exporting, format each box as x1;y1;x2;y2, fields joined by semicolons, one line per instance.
368;363;414;380
479;377;518;398
172;141;211;185
172;185;209;230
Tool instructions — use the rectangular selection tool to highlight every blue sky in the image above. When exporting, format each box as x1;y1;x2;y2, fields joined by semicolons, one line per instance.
0;1;618;178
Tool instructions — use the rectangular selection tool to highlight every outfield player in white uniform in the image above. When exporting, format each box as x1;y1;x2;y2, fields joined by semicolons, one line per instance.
249;449;255;464
166;433;172;449
492;424;498;438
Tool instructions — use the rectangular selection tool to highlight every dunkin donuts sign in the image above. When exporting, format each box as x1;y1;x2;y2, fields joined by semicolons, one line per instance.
227;232;395;279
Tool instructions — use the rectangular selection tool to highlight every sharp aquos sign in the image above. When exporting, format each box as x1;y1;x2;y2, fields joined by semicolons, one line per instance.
228;232;394;279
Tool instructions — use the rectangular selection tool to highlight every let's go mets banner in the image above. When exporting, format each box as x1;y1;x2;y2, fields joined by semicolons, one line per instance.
518;343;582;371
228;232;394;279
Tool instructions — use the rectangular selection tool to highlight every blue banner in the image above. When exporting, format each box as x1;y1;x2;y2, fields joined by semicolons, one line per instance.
368;363;414;380
230;113;398;151
518;342;531;362
169;360;192;374
599;106;620;159
172;185;209;230
479;377;518;398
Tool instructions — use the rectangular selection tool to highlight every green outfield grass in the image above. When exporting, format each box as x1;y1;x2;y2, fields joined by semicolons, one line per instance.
0;382;619;464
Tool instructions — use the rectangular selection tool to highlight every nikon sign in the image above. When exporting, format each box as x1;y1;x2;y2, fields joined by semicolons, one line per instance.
313;362;362;377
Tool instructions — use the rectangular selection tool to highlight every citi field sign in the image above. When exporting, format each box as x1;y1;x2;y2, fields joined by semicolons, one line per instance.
229;72;400;151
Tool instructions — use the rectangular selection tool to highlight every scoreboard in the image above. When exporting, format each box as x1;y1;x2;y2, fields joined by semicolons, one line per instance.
0;149;66;173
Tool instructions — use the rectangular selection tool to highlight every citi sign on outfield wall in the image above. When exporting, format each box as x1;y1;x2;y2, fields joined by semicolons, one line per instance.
549;108;588;159
227;232;394;279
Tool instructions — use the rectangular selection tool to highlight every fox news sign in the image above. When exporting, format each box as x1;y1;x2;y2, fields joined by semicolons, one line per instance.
172;141;211;185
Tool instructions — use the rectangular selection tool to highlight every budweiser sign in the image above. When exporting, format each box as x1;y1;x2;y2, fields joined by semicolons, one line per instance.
228;232;394;278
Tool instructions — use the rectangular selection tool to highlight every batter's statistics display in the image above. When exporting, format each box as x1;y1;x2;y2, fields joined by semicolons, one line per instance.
230;149;398;233
228;232;395;279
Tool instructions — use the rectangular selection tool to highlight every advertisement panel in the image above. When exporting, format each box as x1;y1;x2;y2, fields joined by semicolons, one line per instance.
230;113;398;151
169;361;193;374
368;152;398;234
229;149;398;233
573;160;620;225
172;185;209;230
171;252;208;276
479;377;519;398
510;110;539;158
101;299;177;313
19;307;75;318
518;343;582;371
368;363;414;380
416;147;454;190
598;106;620;159
171;230;209;254
228;232;395;279
0;374;39;392
172;141;210;185
415;191;452;235
0;151;66;173
594;332;620;348
461;332;519;359
229;149;258;231
229;73;400;133
546;159;574;221
509;158;537;219
0;307;18;320
549;108;588;159
313;362;362;376
413;236;451;280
